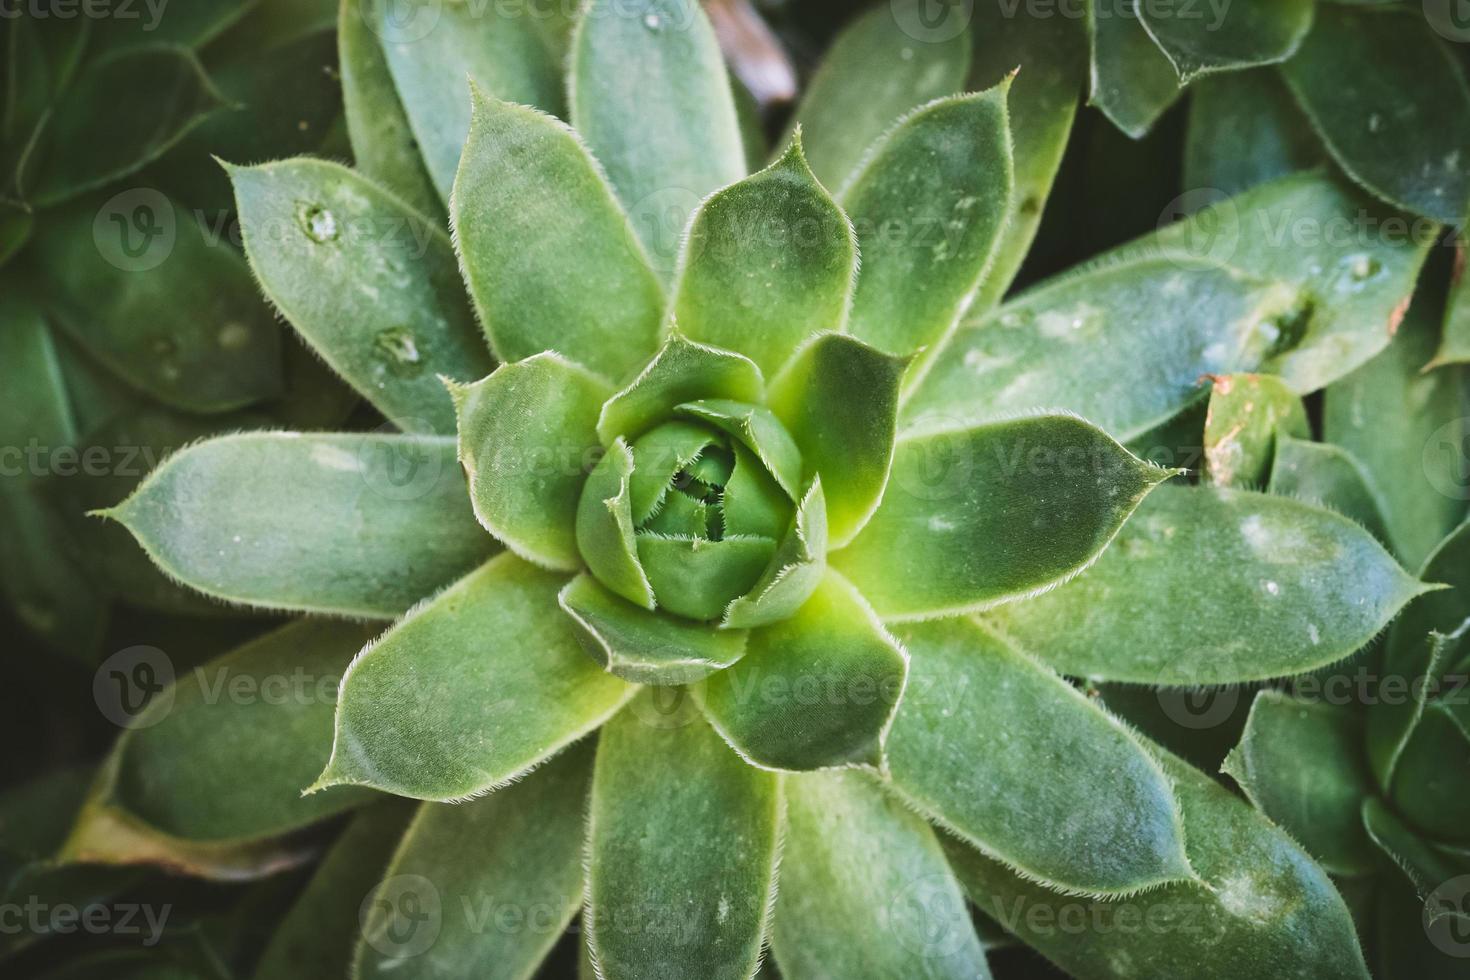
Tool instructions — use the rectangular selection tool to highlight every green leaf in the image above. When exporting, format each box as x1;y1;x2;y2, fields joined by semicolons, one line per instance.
1184;71;1320;198
1387;697;1470;844
93;0;253;49
943;747;1371;979
0;292;74;490
840;87;1012;360
1362;797;1470;928
1268;435;1392;547
912;173;1432;436
772;770;990;980
721;478;827;629
66;620;380;864
452;353;612;570
570;0;746;275
598;334;765;446
671;136;856;377
559;573;748;685
577;438;658;609
781;0;971;191
251;800;416;980
357;746;592;980
1433;238;1470;368
905;256;1296;442
1201;373;1309;488
985;485;1432;684
636;533;776;622
1222;692;1377;876
229;158;494;434
674;399;803;499
698;570;906;771
768;334;905;546
369;0;563;202
338;0;440;218
1281;5;1470;224
1137;0;1312;82
34;197;283;415
587;692;781;980
453;92;666;381
1368;520;1470;786
1086;0;1182;139
887;619;1193;897
969;2;1085;311
33;45;226;206
0;485;107;657
1324;296;1468;568
835;414;1173;621
106;433;494;618
314;555;634;800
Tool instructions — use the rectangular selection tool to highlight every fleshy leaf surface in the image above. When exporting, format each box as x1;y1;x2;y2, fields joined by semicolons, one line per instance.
1201;373;1309;488
782;0;971;190
1138;0;1312;82
452;354;611;570
944;748;1371;979
370;0;562;200
251;800;416;980
107;433;493;618
34;197;282;415
772;770;990;980
1184;71;1319;198
356;746;592;980
1324;296;1468;569
969;2;1084;311
559;573;748;685
34;45;226;206
229;159;493;434
768;334;905;546
73;620;380;850
886;619;1193;897
721;478;827;630
1268;435;1392;547
910;173;1431;438
671;137;856;376
453;92;665;380
1222;691;1377;877
699;571;907;771
315;555;634;800
338;0;440;218
1367;520;1470;787
1086;0;1181;138
841;87;1012;360
588;692;781;980
598;335;764;446
577;439;658;610
986;485;1432;684
1281;5;1470;224
674;399;803;499
570;0;746;275
835;414;1173;621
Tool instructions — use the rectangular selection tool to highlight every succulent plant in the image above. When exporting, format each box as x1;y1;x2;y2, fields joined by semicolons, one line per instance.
8;0;1470;978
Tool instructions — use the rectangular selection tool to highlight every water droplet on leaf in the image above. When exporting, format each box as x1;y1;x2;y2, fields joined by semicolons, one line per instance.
296;202;339;243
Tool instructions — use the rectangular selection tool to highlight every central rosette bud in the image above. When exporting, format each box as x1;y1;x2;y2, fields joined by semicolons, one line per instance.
576;400;812;623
